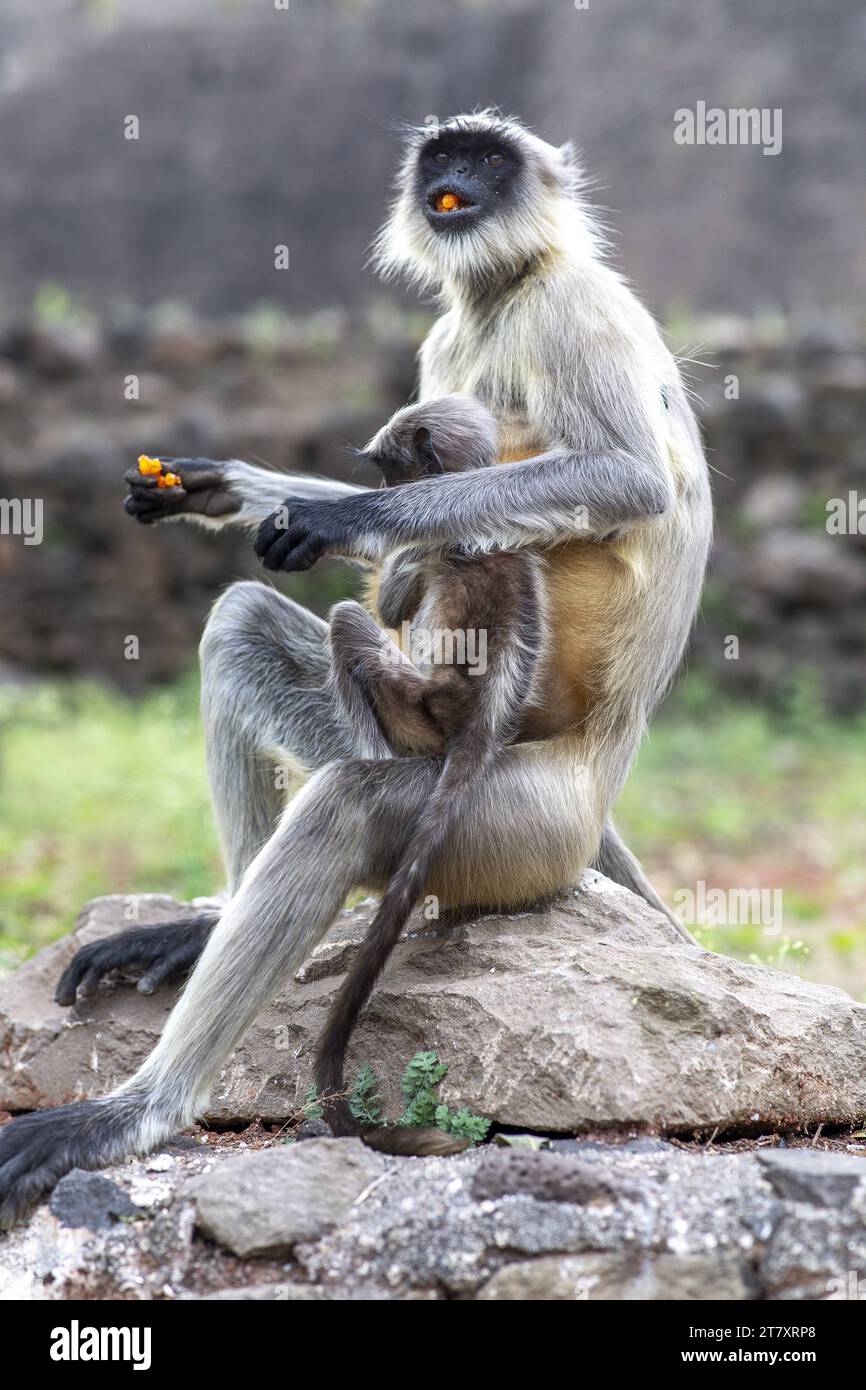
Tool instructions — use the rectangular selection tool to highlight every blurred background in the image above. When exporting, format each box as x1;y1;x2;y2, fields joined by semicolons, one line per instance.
0;0;864;992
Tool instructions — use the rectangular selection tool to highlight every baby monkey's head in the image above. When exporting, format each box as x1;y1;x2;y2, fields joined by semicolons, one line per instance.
362;393;498;488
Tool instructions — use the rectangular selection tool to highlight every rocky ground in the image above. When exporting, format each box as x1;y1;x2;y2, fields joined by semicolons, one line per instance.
2;1131;866;1301
2;876;866;1301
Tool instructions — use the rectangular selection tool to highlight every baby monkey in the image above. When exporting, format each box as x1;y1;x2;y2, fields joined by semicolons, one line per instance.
317;395;547;1152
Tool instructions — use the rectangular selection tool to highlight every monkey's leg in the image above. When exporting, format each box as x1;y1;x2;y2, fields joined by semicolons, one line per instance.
199;582;355;889
0;756;437;1222
328;599;443;758
2;745;600;1219
57;582;356;1005
328;600;398;759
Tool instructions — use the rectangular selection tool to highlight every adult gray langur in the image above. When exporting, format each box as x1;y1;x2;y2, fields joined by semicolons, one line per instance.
0;110;711;1220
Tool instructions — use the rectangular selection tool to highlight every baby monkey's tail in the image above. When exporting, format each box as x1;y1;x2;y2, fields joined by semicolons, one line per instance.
313;740;491;1157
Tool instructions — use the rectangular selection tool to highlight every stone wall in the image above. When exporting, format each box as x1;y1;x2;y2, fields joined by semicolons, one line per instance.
0;0;859;318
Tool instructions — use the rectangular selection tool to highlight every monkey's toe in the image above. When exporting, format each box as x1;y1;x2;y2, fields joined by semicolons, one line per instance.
0;1100;140;1228
55;913;218;1006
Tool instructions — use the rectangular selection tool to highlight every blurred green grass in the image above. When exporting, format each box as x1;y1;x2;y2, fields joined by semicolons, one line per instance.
0;676;218;965
616;671;866;995
1;671;864;993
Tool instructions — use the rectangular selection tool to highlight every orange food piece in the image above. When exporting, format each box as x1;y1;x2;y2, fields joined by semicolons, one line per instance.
436;192;463;213
139;455;182;489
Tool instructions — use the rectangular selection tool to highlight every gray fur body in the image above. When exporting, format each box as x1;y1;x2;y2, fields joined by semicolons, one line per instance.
0;112;710;1220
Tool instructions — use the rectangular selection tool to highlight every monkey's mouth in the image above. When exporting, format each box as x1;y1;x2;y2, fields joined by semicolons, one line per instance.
424;185;482;229
435;191;466;213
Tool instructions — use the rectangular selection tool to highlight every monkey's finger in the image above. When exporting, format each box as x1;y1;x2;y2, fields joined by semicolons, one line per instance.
150;486;185;506
124;470;160;489
127;507;165;526
55;952;97;1005
76;965;105;1000
253;514;282;558
126;461;216;493
0;1144;38;1196
54;978;79;1007
124;490;187;523
141;458;225;491
55;951;106;1005
137;946;197;995
124;496;168;524
125;488;175;511
275;538;323;572
253;503;309;557
258;524;306;571
149;456;213;471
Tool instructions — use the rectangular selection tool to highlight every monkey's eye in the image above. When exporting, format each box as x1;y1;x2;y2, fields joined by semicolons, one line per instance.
485;150;506;167
431;149;450;167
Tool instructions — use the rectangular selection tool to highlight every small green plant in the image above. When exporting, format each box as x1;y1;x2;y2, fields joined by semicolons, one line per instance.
399;1049;448;1127
399;1050;489;1144
302;1050;489;1146
436;1106;490;1146
303;1082;323;1121
349;1064;383;1127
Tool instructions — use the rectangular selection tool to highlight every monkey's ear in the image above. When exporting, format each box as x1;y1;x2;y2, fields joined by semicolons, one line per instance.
413;426;444;474
558;140;578;167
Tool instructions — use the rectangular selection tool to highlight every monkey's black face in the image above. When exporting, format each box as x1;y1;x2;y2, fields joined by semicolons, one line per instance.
416;132;520;234
371;427;447;488
373;455;426;489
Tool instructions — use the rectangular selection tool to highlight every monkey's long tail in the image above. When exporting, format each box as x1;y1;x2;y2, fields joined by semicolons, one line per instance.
313;739;492;1156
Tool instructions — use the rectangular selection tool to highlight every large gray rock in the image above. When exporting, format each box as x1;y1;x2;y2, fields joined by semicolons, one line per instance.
759;1204;866;1301
0;895;208;1111
3;876;866;1135
756;1149;866;1208
186;1139;385;1258
475;1251;752;1302
195;1283;442;1301
293;1142;775;1296
49;1170;140;1232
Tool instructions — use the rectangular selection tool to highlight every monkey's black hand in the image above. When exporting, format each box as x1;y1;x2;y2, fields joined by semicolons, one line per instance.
55;913;217;1006
124;457;240;526
254;496;343;572
0;1101;120;1225
0;1091;154;1226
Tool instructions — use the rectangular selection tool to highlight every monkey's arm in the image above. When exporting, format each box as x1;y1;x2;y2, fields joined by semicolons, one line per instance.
254;449;673;571
124;457;368;532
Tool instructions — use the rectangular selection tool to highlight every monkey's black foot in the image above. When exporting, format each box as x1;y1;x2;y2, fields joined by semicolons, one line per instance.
0;1096;145;1227
55;912;218;1006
